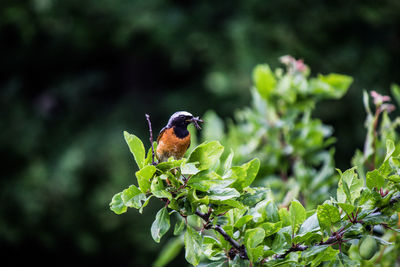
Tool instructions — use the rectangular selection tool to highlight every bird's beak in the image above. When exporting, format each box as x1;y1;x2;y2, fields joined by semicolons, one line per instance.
190;116;204;130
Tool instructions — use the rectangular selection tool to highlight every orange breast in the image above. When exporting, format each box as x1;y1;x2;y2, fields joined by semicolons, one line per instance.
156;127;190;162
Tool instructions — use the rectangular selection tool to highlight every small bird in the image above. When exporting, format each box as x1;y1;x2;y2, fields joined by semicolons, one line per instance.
156;111;203;162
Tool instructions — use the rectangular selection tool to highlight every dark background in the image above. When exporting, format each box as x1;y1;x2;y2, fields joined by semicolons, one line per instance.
1;0;399;266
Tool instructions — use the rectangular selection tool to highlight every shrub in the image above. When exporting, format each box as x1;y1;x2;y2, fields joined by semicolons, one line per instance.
110;57;400;266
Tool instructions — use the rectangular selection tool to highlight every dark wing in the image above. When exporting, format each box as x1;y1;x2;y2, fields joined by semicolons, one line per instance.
156;126;168;143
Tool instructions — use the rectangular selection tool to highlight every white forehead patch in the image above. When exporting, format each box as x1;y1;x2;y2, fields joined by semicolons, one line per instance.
171;111;192;119
168;111;193;125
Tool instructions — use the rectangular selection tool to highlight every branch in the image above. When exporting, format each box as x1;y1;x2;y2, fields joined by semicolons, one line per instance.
274;244;308;259
270;231;346;263
145;114;156;165
271;193;400;262
274;232;338;260
195;210;249;260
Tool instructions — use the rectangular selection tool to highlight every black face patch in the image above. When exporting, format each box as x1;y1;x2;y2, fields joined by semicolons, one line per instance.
173;124;190;138
168;115;192;128
165;111;202;138
167;115;192;138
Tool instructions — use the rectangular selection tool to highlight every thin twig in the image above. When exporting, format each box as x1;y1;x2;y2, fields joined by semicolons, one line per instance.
271;193;400;262
274;233;339;260
177;175;192;190
145;114;156;165
368;106;383;170
195;210;249;260
273;244;308;259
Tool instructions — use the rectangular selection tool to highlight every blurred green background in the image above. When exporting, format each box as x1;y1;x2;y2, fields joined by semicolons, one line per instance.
1;0;399;266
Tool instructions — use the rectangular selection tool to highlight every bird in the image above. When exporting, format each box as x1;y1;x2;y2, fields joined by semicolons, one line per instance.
156;111;203;162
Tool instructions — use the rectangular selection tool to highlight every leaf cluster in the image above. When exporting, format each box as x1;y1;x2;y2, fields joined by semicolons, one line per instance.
110;60;400;266
111;128;400;266
202;57;353;207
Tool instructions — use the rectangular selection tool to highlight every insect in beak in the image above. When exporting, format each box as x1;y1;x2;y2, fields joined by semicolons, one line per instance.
188;116;204;130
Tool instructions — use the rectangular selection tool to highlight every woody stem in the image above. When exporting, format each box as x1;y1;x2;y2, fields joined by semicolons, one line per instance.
145;114;156;165
195;210;248;260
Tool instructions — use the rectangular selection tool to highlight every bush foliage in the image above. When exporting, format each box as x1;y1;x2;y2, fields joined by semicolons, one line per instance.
111;58;400;266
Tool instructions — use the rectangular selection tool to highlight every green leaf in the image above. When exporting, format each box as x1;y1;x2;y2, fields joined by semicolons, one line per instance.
124;131;146;169
247;246;264;263
153;236;183;267
201;260;226;267
354;187;373;206
317;204;340;231
389;156;400;176
277;75;296;103
271;231;290;254
384;139;395;163
341;180;352;204
292;232;322;245
289;200;306;234
139;195;152;214
363;92;374;161
234;215;253;228
122;184;146;209
363;90;372;115
244;228;265;249
187;141;224;171
184;226;202;266
311;73;353;99
151;207;170;243
362;213;391;225
151;176;172;199
352;149;366;181
265;201;280;223
391;83;400;108
209;188;240;201
188;171;235;192
343;223;363;237
370;235;393;246
136;165;156;193
174;216;186;236
379;164;392;179
109;192;127;215
252;64;276;99
337;203;355;215
228;158;260;191
332;253;360;267
337;167;363;204
202;236;224;262
366;169;385;189
248;200;276;223
387;174;400;183
278;207;291;227
156;159;184;172
302;245;329;259
310;246;338;267
212;199;244;211
224;149;234;173
298;214;320;235
231;255;251;267
180;162;200;175
259;221;282;237
378;140;396;176
238;187;273;207
187;188;209;208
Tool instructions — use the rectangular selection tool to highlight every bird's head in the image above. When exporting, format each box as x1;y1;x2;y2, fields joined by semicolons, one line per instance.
167;111;203;130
